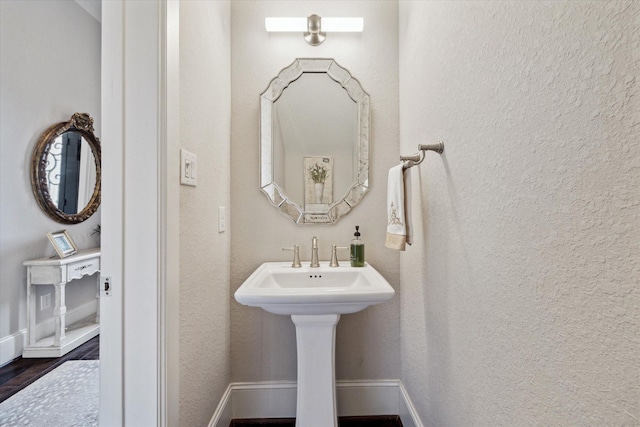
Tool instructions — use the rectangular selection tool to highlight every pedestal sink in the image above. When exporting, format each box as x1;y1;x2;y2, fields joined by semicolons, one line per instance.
234;262;395;427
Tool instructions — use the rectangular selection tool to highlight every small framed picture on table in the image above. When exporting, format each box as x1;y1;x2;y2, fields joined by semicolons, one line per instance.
47;230;78;258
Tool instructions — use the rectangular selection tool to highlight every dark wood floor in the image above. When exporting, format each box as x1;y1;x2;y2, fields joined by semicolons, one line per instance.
0;335;99;403
231;415;403;426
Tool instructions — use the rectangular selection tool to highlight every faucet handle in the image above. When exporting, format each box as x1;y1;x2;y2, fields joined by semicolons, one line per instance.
329;244;349;267
282;245;301;268
310;236;320;268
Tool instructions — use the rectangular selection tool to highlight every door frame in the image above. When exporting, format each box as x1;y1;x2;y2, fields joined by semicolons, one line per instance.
100;1;179;425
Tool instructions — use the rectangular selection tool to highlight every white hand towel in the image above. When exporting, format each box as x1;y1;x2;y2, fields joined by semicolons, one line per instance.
385;164;412;250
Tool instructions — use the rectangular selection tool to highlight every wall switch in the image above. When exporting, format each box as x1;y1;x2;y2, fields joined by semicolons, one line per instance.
40;293;51;311
218;207;226;233
180;149;197;187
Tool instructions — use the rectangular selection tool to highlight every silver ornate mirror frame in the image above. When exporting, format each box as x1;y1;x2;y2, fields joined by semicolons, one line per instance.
260;58;370;224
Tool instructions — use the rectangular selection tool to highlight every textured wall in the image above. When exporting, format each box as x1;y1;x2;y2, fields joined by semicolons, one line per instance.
179;1;231;425
0;1;101;363
230;1;400;382
399;1;639;424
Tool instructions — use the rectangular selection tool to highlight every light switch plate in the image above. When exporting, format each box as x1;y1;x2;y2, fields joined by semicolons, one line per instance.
180;149;197;186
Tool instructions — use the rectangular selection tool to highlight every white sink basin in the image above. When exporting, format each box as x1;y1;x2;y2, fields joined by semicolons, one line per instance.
235;261;395;427
234;261;395;315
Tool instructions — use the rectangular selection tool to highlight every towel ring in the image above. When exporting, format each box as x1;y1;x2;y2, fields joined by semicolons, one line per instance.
400;141;444;169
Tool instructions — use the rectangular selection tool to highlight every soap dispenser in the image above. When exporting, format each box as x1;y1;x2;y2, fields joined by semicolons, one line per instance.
350;225;365;267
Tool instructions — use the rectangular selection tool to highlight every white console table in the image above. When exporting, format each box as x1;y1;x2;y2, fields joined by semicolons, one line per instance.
23;248;100;358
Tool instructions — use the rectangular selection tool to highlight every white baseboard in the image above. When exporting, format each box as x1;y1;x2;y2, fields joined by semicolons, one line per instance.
209;383;233;427
208;379;423;427
0;299;98;366
398;381;424;427
0;330;26;367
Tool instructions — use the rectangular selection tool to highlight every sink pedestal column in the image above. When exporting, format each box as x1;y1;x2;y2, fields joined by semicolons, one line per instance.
291;314;340;427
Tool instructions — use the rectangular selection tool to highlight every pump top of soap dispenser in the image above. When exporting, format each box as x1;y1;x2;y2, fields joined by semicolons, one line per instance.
354;226;361;238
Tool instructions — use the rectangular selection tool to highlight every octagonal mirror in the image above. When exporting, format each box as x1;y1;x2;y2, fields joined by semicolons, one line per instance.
260;58;370;224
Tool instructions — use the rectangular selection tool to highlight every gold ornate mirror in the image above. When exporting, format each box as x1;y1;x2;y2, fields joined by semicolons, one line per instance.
30;113;101;224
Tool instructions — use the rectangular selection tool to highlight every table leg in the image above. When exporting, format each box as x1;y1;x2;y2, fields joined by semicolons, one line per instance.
53;283;67;346
26;276;36;346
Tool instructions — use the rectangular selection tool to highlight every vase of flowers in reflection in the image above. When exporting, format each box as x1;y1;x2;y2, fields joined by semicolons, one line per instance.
308;163;328;203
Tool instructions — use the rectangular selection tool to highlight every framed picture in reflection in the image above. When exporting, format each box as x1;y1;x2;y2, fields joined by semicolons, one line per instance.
304;156;333;213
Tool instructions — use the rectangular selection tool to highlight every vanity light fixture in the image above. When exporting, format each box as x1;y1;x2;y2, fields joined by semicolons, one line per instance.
265;15;364;46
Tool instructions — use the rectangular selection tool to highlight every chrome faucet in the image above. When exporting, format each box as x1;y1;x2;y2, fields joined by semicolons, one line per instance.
310;236;319;268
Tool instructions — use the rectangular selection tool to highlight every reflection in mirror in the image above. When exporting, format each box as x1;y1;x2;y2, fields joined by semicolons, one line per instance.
31;113;101;224
261;59;370;224
45;132;97;214
274;73;357;210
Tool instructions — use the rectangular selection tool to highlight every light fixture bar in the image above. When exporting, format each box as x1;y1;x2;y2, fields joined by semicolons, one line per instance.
265;17;364;33
321;17;364;32
265;17;307;32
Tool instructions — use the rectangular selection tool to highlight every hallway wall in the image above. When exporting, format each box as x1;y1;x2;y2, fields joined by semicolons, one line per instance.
399;1;639;424
230;1;401;382
0;0;101;365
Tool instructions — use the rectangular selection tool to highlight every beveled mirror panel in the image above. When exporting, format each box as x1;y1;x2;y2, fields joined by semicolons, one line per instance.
31;113;101;224
260;59;370;224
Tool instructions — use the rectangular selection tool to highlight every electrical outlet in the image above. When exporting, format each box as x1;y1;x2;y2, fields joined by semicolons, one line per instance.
40;293;51;311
